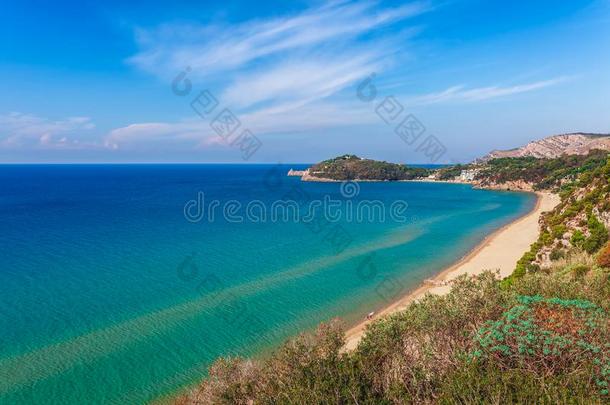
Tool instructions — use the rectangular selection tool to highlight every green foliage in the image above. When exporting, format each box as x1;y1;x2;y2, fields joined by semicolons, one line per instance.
473;296;609;396
439;360;608;404
309;155;431;180
572;230;586;247
476;150;609;190
508;240;543;286
584;214;609;254
436;164;470;180
550;248;565;261
571;264;590;279
551;224;567;239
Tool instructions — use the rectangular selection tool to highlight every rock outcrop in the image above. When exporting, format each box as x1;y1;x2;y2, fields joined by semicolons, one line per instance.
479;133;610;162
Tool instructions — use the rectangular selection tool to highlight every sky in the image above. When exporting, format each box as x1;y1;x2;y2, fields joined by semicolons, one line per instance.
1;0;609;163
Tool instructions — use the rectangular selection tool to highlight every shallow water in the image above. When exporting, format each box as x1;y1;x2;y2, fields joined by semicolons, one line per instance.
0;164;535;404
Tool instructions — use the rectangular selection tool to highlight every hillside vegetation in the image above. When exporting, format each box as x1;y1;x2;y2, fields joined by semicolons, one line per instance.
308;154;431;181
505;151;610;285
179;153;610;404
475;149;610;190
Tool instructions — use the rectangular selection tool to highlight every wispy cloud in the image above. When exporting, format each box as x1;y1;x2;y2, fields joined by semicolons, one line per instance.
130;1;428;77
220;52;381;110
407;76;571;105
129;1;429;112
0;112;97;149
104;120;208;150
104;101;376;150
114;1;432;151
116;2;573;155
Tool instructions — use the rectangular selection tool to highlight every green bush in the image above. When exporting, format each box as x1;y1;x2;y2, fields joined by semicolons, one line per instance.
583;215;609;254
571;264;590;279
473;295;609;397
551;224;567;239
572;230;586;247
550;248;565;261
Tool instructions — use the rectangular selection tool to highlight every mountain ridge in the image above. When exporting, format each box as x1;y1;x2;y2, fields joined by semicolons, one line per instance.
479;132;610;162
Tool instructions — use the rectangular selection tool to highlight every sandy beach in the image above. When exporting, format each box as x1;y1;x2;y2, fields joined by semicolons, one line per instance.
343;191;561;351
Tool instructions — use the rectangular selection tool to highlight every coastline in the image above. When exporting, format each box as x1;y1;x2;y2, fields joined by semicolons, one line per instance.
295;172;533;191
343;191;561;351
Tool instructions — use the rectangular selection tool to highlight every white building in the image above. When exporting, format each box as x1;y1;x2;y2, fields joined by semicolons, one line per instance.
459;169;478;181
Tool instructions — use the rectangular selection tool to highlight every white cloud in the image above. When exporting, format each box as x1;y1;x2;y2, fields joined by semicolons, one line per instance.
129;1;428;112
103;100;377;150
104;120;209;150
220;52;383;110
130;1;428;78
0;112;97;149
407;77;570;105
112;1;432;151
112;1;572;155
102;75;571;151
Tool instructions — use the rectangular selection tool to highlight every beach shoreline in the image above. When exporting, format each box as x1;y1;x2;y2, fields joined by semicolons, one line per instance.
343;191;561;351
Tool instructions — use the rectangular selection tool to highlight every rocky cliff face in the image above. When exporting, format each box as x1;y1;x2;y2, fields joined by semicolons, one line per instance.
471;179;534;192
479;133;610;161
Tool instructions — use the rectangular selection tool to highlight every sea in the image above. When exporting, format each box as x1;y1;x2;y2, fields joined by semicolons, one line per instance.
0;164;536;404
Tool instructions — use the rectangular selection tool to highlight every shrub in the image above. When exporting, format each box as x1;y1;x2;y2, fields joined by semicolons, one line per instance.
551;224;567;239
571;264;590;279
550;248;565;261
597;242;610;268
440;359;606;403
187;357;260;405
584;215;609;254
473;296;609;397
526;263;540;273
354;273;510;403
186;320;361;404
571;230;586;247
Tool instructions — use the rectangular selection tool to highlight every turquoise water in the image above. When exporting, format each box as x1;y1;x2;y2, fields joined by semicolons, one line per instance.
0;164;535;404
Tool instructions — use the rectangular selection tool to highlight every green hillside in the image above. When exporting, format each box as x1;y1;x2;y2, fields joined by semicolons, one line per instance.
308;154;431;180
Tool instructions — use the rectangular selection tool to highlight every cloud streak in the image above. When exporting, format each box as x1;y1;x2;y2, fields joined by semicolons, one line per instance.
0;112;97;150
104;101;377;150
108;2;572;155
112;1;434;152
129;1;428;112
406;76;571;105
130;1;428;79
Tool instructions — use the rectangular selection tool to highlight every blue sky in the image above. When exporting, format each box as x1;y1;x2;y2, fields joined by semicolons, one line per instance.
1;0;609;163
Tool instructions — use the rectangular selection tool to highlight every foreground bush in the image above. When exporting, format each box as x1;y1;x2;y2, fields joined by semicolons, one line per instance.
180;269;609;404
474;295;609;396
354;272;510;403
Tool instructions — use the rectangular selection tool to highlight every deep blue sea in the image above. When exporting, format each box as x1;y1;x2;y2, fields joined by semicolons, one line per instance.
0;164;535;404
